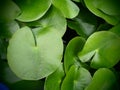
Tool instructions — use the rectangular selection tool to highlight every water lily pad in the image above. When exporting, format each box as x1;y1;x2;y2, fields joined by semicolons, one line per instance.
7;26;63;80
78;31;120;69
85;68;117;90
14;0;51;22
52;0;79;18
61;65;92;90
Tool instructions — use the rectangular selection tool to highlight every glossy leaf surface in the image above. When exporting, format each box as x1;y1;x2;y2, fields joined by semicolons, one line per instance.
14;0;51;22
52;0;79;18
61;65;92;90
84;0;120;25
78;31;120;68
44;63;65;90
7;26;63;80
64;37;85;73
85;68;117;90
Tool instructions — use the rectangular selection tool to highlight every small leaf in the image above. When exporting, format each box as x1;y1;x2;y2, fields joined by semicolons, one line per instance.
64;37;85;73
52;0;79;18
78;31;120;68
7;26;63;80
61;65;92;90
44;63;65;90
85;68;117;90
14;0;51;22
0;0;21;22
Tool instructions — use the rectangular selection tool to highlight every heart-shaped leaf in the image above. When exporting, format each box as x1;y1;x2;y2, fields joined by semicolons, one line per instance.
52;0;79;18
7;26;63;80
14;0;51;22
0;0;21;22
78;31;120;69
44;63;65;90
61;65;92;90
85;68;117;90
64;37;85;73
84;0;120;25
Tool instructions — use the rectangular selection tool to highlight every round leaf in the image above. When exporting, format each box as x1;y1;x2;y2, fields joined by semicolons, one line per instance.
7;26;63;80
78;31;120;68
14;0;51;22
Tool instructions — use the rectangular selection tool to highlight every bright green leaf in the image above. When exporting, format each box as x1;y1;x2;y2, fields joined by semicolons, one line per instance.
14;0;51;22
61;65;92;90
34;6;67;37
7;26;63;80
64;37;85;73
78;31;120;69
85;68;117;90
84;0;120;25
52;0;79;18
44;63;65;90
0;0;21;22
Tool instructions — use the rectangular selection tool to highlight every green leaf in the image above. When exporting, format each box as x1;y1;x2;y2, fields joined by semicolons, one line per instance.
0;21;19;38
84;0;120;25
14;0;51;22
44;63;65;90
0;0;21;22
33;6;67;37
61;65;92;90
64;37;85;73
7;26;63;80
52;0;79;18
78;31;120;69
85;68;117;90
67;6;97;38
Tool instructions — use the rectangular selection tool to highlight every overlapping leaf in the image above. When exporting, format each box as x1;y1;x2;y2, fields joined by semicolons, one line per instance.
52;0;79;18
84;0;120;25
44;63;65;90
85;68;117;90
64;37;85;73
78;31;120;68
14;0;51;22
0;0;21;22
61;65;92;90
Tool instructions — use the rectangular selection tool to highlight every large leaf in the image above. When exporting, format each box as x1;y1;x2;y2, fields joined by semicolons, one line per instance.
78;31;120;69
84;0;120;25
44;63;65;90
0;0;21;22
64;37;85;73
61;65;92;90
14;0;51;22
85;68;117;90
52;0;79;18
7;26;63;80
